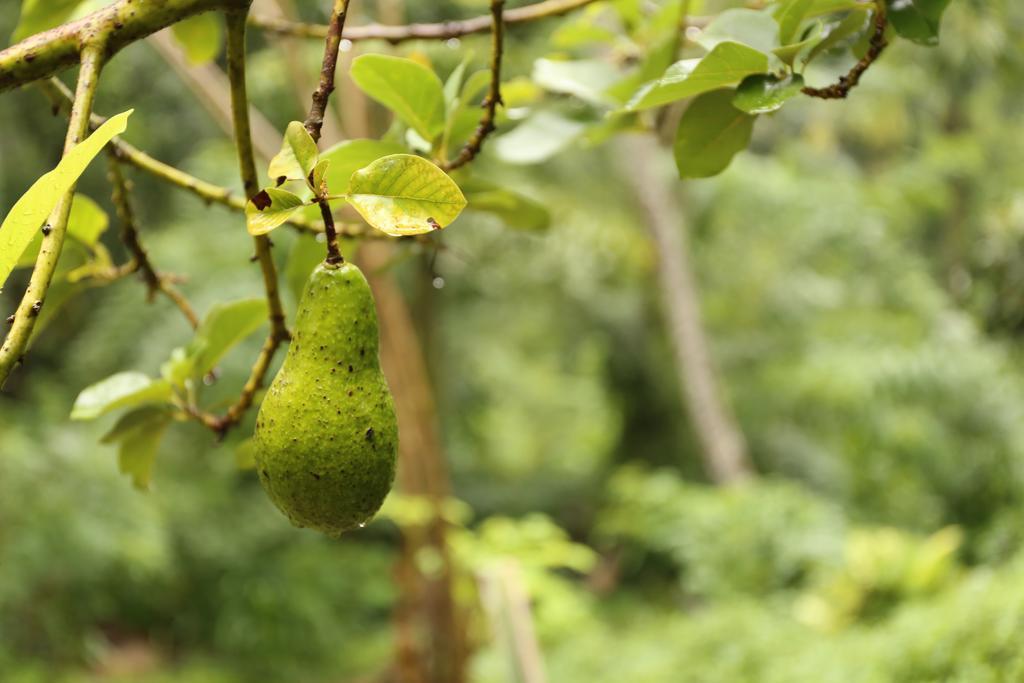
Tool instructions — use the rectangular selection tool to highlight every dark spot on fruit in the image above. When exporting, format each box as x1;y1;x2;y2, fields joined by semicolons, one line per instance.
365;427;374;441
310;472;321;480
348;365;354;373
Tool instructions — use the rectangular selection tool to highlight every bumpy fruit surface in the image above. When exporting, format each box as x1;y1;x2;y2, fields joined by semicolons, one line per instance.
253;261;397;536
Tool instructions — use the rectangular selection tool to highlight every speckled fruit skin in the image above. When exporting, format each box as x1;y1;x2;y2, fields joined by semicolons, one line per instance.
253;261;397;536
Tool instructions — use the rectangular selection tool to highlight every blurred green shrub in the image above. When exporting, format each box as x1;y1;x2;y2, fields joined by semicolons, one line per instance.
598;465;844;597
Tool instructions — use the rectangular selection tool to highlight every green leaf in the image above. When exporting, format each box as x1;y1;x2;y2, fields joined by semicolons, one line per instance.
460;177;551;232
606;35;681;104
100;406;173;444
625;42;769;112
733;74;805;114
319;139;408;194
11;0;86;41
347;154;467;236
444;58;470;111
170;11;223;65
551;18;618;49
493;111;586;165
775;0;815;46
531;58;620;107
772;21;824;66
696;9;779;54
0;110;132;290
16;192;109;267
103;408;172;490
806;0;865;15
160;346;195;389
887;0;951;46
245;187;305;236
350;55;446;141
309;159;330;197
806;7;870;63
268;121;320;184
461;70;493;107
673;89;756;179
65;193;109;247
71;371;172;420
190;298;268;376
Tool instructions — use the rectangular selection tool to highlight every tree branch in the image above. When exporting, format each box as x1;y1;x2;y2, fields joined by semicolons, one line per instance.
106;156;200;329
249;0;595;43
304;0;351;144
0;0;249;93
802;3;888;100
442;0;505;172
198;8;290;436
0;44;106;387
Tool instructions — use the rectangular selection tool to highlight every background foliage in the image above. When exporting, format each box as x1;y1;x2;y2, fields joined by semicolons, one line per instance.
3;0;1024;681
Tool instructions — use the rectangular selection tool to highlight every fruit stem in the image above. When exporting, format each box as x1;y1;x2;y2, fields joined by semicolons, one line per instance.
319;199;344;264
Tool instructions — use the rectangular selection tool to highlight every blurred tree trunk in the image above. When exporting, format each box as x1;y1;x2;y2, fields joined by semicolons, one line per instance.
343;1;469;675
616;134;752;485
361;243;468;683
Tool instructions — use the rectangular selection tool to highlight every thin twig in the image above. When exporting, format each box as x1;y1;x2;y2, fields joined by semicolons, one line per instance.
249;0;595;43
319;200;344;265
107;156;200;328
802;3;888;100
442;0;505;172
304;0;351;144
0;43;106;387
196;9;291;437
304;0;352;264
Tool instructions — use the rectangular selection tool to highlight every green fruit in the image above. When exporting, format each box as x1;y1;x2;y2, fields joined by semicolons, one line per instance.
253;261;397;536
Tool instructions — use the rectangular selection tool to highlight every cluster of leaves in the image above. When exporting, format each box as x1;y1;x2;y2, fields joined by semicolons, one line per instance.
246;118;466;237
489;0;952;178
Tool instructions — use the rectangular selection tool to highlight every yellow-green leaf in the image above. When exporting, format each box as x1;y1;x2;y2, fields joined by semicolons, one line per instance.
310;159;330;197
245;187;305;236
350;55;446;141
347;154;466;237
11;0;86;42
188;298;268;376
71;371;172;420
171;11;223;65
16;192;109;267
101;408;172;490
625;42;769;112
0;110;132;290
319;139;408;193
268;121;319;184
